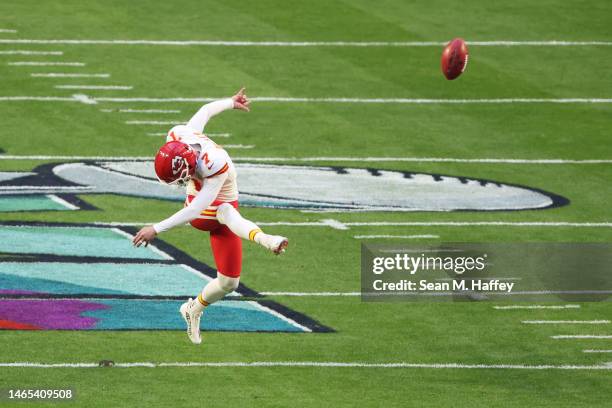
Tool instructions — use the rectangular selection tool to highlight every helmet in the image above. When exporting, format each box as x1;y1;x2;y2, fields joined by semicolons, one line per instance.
154;141;197;185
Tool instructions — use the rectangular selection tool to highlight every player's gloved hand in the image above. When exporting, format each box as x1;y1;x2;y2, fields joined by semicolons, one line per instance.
232;87;250;112
132;225;157;247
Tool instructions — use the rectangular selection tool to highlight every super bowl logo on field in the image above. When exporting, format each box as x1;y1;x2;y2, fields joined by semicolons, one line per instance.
0;161;568;212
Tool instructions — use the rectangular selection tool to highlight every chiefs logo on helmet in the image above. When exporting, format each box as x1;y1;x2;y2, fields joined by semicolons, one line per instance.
171;156;186;175
154;141;197;184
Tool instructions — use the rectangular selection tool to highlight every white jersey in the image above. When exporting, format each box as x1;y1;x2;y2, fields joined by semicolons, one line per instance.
167;125;238;202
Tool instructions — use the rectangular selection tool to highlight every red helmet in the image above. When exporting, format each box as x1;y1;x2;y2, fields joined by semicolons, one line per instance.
154;141;197;185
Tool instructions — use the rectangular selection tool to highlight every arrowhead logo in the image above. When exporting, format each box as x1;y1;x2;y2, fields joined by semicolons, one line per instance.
171;157;186;176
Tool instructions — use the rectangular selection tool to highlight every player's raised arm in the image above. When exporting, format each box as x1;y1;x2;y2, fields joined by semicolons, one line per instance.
185;87;250;133
132;172;228;247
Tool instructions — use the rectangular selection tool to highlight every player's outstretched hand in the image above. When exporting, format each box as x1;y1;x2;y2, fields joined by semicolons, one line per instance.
232;87;250;112
133;225;157;247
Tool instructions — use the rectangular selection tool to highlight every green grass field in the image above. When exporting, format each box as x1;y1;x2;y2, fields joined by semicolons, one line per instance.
0;0;611;406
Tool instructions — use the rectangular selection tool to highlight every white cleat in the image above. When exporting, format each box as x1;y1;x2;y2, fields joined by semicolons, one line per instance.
260;234;289;255
179;298;202;345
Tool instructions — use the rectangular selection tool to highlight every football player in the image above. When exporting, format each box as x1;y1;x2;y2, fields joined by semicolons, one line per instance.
132;87;288;344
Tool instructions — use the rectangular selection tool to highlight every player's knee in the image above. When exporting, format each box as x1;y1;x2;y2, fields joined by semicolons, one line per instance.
216;202;234;225
217;273;239;292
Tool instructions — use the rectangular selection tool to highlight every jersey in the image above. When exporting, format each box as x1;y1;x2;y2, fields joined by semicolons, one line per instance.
167;125;238;202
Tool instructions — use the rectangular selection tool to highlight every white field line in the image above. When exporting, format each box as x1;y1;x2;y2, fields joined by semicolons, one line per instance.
0;185;92;191
0;29;17;33
8;61;85;66
249;301;312;332
522;320;610;325
3;95;612;107
1;361;612;370
0;50;62;55
94;96;612;105
177;265;241;296
231;156;612;164
222;145;255;149
119;109;181;113
72;94;97;104
0;39;611;47
82;220;612;230
178;264;213;283
551;335;612;339
260;290;610;297
583;350;612;353
32;73;110;78
55;85;132;90
110;227;174;261
144;132;233;138
126;120;180;125
45;194;79;210
354;234;440;239
343;221;612;228
0;153;609;165
494;305;581;310
260;292;360;297
146;132;231;138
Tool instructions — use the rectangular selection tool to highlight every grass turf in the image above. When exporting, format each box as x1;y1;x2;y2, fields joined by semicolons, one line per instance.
0;0;611;406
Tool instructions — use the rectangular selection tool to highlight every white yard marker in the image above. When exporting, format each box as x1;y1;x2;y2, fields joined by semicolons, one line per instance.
45;194;79;210
0;185;92;191
583;350;612;353
230;156;612;164
223;144;254;149
0;29;17;33
119;109;181;113
95;96;612;105
1;361;612;370
494;305;581;310
32;73;110;78
522;320;610;325
55;85;132;90
344;221;612;228
0;50;62;55
79;220;612;230
551;335;612;339
3;95;612;108
354;234;440;239
260;292;360;297
71;94;97;104
8;61;85;66
146;132;231;137
126;120;179;125
0;38;611;47
0;152;609;165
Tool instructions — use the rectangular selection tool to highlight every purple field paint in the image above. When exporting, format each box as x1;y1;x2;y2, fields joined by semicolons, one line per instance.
0;299;108;330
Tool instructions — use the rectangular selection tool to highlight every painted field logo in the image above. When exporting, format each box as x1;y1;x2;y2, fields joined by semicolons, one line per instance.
0;222;329;332
0;162;567;212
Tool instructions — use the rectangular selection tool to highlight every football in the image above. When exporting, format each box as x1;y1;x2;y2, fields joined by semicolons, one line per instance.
441;38;469;80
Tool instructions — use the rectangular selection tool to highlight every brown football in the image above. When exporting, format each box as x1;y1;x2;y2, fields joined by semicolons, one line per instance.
441;38;469;80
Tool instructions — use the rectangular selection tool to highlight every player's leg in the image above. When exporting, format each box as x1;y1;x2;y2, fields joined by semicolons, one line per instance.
180;225;242;344
217;202;288;254
198;225;242;307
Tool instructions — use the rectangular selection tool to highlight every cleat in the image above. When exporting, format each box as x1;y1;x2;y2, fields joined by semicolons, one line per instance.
274;237;289;255
260;234;288;255
179;298;202;344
